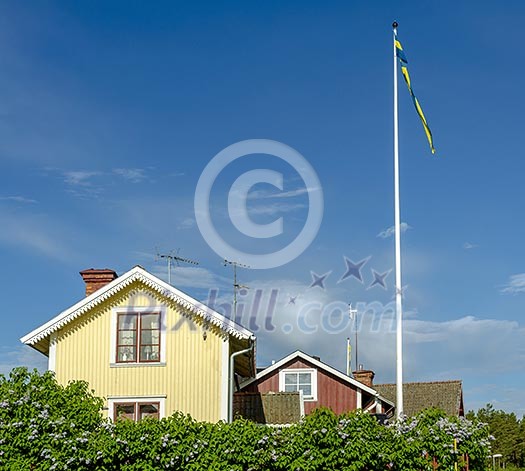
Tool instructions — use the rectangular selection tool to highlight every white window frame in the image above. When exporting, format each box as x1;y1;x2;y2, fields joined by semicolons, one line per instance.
279;368;317;401
107;396;166;421
110;306;167;367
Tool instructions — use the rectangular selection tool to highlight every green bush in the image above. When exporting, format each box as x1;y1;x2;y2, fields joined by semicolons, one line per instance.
0;368;492;470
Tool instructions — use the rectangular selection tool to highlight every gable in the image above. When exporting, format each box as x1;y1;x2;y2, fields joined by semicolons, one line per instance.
21;265;254;355
246;357;360;394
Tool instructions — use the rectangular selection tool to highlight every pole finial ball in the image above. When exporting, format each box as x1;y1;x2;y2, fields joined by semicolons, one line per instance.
392;21;398;29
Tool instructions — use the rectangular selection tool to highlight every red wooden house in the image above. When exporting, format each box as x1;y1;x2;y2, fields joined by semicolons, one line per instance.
239;351;394;417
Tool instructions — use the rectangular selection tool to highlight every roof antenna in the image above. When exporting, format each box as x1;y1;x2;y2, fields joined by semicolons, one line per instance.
223;259;250;320
156;248;199;285
349;303;358;374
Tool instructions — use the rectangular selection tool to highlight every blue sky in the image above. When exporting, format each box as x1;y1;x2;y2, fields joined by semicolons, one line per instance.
1;1;524;415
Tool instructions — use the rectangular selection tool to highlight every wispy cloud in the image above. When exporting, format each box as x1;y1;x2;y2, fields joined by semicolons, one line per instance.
377;222;411;239
60;170;103;198
113;168;147;183
500;274;525;295
57;167;150;198
463;242;479;250
177;217;195;230
62;170;100;186
248;202;307;216
249;187;320;199
0;196;37;204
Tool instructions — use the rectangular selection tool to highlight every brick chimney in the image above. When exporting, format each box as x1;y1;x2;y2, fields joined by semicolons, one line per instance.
353;368;375;388
79;268;118;296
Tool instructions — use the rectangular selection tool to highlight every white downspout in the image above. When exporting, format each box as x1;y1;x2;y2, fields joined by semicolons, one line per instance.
228;342;254;423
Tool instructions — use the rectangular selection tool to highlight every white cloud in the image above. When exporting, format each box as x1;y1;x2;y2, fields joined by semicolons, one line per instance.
62;170;100;186
500;274;525;295
249;187;320;199
377;222;411;239
113;168;147;183
57;168;149;198
463;242;479;250
247;202;307;216
177;217;195;230
0;345;48;376
0;196;37;204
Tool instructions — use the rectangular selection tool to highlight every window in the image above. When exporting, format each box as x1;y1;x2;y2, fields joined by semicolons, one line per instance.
114;402;160;421
108;396;166;422
116;312;161;363
279;368;317;401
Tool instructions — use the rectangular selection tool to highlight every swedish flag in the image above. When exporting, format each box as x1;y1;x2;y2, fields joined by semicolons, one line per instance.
395;35;435;154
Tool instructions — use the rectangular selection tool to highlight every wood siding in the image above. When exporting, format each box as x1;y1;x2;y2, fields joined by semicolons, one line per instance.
53;283;226;422
244;358;358;415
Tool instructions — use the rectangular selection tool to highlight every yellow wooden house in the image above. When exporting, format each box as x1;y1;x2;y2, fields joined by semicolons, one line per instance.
20;266;256;423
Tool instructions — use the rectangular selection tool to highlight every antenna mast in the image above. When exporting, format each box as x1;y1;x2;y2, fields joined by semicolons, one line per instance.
156;249;199;285
349;304;358;373
223;259;250;320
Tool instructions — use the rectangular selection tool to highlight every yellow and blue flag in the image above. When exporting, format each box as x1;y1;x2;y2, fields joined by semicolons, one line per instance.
395;35;435;154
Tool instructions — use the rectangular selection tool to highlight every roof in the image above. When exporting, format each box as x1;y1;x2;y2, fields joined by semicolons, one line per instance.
21;265;255;349
240;350;395;408
374;380;464;417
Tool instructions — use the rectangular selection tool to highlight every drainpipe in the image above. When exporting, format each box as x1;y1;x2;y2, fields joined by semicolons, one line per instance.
229;342;254;423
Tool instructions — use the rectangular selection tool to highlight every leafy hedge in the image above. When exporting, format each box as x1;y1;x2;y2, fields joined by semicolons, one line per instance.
0;368;492;470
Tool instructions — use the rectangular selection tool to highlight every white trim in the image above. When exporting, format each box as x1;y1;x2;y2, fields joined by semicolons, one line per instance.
240;350;394;408
48;332;57;372
299;389;305;417
107;395;166;421
279;368;318;402
220;337;229;421
111;306;167;365
21;265;254;346
356;389;362;409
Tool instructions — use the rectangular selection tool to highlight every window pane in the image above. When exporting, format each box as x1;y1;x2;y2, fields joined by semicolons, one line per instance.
140;330;159;345
140;345;159;362
299;373;311;385
117;346;136;362
115;404;135;421
118;314;137;329
284;384;298;392
118;331;136;346
139;403;159;420
141;314;160;330
284;373;298;387
300;385;312;396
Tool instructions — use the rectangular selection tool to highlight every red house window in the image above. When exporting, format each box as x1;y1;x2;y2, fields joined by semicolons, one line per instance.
279;368;318;401
116;312;161;363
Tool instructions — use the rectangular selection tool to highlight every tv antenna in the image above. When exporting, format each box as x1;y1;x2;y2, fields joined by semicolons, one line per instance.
223;259;250;319
156;248;199;285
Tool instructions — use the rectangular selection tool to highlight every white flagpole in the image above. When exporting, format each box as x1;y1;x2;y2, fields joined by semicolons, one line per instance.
393;21;404;419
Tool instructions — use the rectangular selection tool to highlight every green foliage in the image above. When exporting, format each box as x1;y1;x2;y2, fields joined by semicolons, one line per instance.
0;368;493;470
468;403;525;467
0;367;104;470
